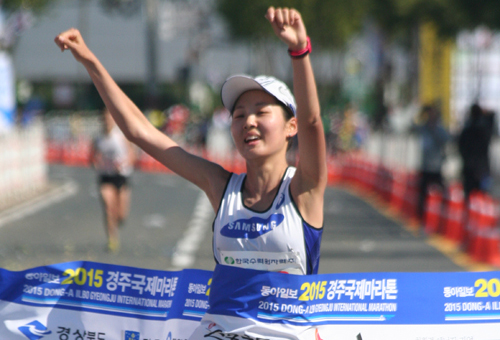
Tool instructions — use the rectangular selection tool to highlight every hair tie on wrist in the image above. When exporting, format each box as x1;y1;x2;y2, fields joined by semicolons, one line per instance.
288;36;311;59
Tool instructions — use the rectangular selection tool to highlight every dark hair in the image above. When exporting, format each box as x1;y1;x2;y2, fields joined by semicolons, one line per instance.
470;103;482;120
275;101;295;151
276;101;294;121
421;105;433;114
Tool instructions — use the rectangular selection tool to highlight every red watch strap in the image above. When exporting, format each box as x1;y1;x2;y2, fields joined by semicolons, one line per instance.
288;37;311;59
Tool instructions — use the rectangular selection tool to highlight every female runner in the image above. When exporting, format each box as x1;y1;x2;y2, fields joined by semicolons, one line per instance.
55;6;326;275
91;108;135;252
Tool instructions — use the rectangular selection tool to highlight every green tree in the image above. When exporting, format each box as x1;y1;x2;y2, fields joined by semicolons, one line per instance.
2;0;55;15
453;0;500;30
216;0;371;47
1;0;57;50
371;0;500;39
217;0;500;47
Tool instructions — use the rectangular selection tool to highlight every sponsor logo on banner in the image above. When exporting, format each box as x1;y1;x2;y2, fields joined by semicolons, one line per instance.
124;330;140;339
221;214;284;239
18;320;52;340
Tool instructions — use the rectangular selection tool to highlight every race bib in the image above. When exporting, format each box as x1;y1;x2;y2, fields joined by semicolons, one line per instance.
219;250;304;274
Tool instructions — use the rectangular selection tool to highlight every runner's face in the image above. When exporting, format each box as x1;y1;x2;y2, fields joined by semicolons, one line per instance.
231;90;295;160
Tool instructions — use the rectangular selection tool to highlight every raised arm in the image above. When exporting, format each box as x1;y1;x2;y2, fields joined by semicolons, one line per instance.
265;7;327;228
54;29;229;209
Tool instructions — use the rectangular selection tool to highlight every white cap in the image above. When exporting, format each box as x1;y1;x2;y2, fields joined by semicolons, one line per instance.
221;75;296;116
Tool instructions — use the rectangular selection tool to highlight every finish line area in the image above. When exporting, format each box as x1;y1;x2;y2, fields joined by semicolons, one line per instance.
1;261;499;339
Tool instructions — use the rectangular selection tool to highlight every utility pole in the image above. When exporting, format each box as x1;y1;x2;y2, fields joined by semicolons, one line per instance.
145;0;158;109
77;0;89;109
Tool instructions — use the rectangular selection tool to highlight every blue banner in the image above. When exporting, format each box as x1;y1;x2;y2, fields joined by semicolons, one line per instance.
1;261;499;340
208;265;500;325
0;261;212;340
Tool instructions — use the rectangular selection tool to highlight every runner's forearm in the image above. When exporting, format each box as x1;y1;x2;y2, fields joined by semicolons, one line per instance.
81;56;174;150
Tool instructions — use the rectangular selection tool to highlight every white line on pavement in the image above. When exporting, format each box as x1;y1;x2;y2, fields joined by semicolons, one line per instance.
171;191;213;269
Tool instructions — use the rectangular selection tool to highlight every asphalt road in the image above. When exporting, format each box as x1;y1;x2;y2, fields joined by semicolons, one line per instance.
0;165;465;273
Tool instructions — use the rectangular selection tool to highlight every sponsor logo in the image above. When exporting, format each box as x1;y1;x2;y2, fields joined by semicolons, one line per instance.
124;330;140;340
315;328;323;340
166;332;172;340
18;321;52;340
221;214;284;239
224;256;235;265
208;323;217;330
276;193;285;209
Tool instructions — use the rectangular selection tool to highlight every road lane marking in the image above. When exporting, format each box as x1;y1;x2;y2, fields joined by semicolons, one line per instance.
337;183;496;271
142;213;167;229
171;191;213;269
0;181;79;229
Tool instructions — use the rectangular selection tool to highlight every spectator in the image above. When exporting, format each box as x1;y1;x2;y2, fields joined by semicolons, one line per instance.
413;105;449;221
458;103;495;201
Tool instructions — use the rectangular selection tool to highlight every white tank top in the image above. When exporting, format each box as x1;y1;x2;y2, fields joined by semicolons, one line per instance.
212;167;322;275
93;126;133;176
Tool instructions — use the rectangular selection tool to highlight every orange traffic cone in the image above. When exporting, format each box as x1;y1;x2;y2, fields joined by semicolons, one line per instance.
424;186;443;234
389;169;406;215
485;229;500;267
442;183;466;244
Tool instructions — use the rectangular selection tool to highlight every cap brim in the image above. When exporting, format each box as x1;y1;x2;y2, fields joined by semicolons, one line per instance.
221;75;264;112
